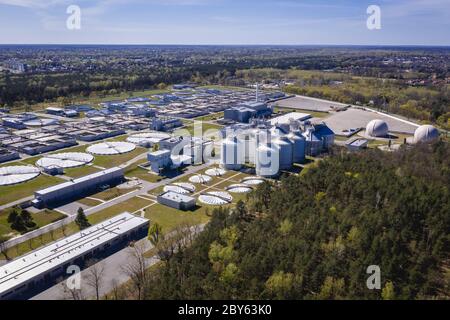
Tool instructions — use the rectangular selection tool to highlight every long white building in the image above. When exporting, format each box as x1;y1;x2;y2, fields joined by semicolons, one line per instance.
0;212;149;300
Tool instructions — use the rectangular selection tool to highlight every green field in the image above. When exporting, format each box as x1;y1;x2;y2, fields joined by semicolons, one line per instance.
90;186;139;202
0;197;153;260
144;204;211;234
92;147;147;168
0;175;64;206
273;106;330;119
0;209;66;239
88;197;153;225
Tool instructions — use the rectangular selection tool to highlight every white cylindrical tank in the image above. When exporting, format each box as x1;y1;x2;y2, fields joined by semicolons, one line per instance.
288;131;306;163
220;136;243;170
272;136;293;170
256;143;279;178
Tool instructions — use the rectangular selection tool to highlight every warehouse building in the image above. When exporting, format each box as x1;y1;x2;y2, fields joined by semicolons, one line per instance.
33;167;124;208
157;191;196;211
0;148;20;163
0;212;149;300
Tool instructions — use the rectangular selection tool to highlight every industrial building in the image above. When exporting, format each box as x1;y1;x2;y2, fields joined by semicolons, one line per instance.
150;117;183;132
220;117;334;177
0;147;20;163
157;191;196;211
0;212;149;300
345;138;369;152
224;102;273;123
33;167;124;208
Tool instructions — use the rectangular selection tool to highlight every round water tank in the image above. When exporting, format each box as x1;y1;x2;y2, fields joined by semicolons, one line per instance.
414;125;439;144
256;144;279;178
366;119;389;137
220;136;243;170
288;131;306;164
272;136;293;170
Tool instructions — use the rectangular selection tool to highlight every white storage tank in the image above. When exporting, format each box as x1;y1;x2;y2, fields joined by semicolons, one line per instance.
288;131;306;163
220;135;244;170
256;143;279;178
272;135;293;170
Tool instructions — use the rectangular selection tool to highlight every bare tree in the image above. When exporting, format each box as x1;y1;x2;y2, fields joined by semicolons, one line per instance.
0;236;10;261
110;279;126;300
155;223;199;261
60;220;68;236
85;260;105;300
121;242;148;300
60;280;85;300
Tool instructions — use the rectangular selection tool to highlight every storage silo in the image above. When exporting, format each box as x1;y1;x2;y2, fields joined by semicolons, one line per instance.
272;135;293;170
288;131;306;163
220;135;243;170
256;143;279;178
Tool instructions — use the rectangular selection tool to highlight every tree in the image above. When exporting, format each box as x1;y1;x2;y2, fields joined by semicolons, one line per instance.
121;243;148;300
148;223;163;247
85;260;106;300
382;281;396;300
0;236;10;261
75;208;91;230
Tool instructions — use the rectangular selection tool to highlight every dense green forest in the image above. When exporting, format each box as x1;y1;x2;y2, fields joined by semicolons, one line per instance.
142;142;449;300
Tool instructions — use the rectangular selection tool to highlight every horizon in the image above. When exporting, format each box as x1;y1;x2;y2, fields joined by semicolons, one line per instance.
0;0;449;46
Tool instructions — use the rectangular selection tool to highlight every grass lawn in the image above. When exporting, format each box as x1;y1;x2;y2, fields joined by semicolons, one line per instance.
0;209;66;240
92;147;147;168
144;204;212;234
0;197;152;260
88;197;153;225
273;106;330;119
91;187;139;202
182;122;224;136
0;175;64;206
64;165;101;178
193;112;224;122
76;197;103;207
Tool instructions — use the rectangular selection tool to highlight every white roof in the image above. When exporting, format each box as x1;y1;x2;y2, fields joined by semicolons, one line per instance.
35;167;122;196
0;212;149;296
270;112;311;126
198;191;233;206
160;191;195;203
87;142;136;155
189;174;212;184
36;152;94;169
205;168;227;177
126;132;171;145
227;184;252;194
0;166;40;186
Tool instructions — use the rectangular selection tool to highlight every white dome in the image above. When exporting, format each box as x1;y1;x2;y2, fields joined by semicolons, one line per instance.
366;119;389;137
414;125;439;144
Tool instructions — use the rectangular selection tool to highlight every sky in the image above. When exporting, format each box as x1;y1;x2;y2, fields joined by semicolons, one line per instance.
0;0;449;45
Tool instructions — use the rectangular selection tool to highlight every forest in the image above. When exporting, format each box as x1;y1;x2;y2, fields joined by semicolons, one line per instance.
136;142;449;300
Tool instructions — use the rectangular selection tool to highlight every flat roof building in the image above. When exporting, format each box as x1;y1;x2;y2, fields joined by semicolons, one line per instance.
33;167;124;208
0;212;149;300
157;191;196;211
